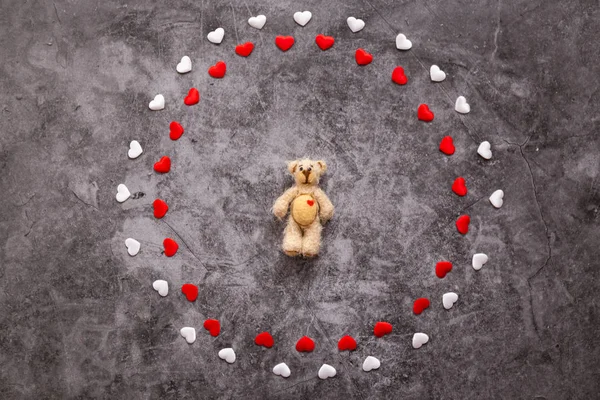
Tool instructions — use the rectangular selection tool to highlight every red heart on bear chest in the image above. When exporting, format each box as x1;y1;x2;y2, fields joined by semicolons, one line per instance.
307;200;314;206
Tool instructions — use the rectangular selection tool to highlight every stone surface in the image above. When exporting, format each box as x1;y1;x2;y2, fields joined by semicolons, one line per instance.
0;0;599;399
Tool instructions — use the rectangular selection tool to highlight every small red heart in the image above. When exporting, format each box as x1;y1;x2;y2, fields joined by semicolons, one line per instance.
203;319;221;337
337;335;357;351
295;336;315;352
391;66;408;85
275;36;295;52
208;61;226;78
418;104;434;122
184;88;200;106
307;200;314;206
163;238;179;257
456;215;470;235
315;34;334;51
413;298;430;315
153;198;168;219
170;121;184;141
355;48;373;65
235;42;254;57
154;156;171;173
374;321;392;338
439;136;455;155
181;283;198;302
452;177;468;196
435;261;453;278
255;331;274;348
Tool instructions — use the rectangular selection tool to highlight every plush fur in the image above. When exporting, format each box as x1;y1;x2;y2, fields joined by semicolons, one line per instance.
273;159;334;257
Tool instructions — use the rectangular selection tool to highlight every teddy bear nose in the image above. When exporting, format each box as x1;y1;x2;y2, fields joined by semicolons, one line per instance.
302;170;311;178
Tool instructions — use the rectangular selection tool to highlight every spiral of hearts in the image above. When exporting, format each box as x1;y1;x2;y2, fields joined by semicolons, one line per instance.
116;10;506;380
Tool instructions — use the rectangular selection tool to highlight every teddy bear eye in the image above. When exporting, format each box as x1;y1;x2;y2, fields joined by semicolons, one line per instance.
299;166;303;171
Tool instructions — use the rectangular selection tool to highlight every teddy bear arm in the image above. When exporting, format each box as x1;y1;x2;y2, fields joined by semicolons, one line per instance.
273;187;298;219
314;189;334;222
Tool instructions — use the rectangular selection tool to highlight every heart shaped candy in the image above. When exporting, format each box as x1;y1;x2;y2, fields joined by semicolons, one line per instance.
412;332;429;349
374;321;392;337
418;104;434;122
149;94;165;110
395;33;412;50
116;184;131;203
435;261;453;278
443;292;458;309
176;56;192;74
204;319;221;336
430;65;446;82
295;336;315;352
128;140;143;159
456;215;470;235
125;238;140;256
153;198;168;219
477;141;492;159
218;348;236;363
184;88;200;106
355;48;373;65
163;238;179;257
293;11;312;26
455;96;471;114
255;331;274;348
315;34;334;51
207;27;224;44
362;356;380;372
208;61;226;78
413;298;430;315
169;121;184;140
489;189;504;208
152;280;168;296
235;42;254;57
318;364;336;379
337;335;357;351
472;253;489;270
181;283;198;302
180;327;196;344
273;362;291;378
248;15;266;29
439;136;455;155
452;177;468;196
392;66;408;85
275;36;295;52
154;156;171;173
347;17;365;33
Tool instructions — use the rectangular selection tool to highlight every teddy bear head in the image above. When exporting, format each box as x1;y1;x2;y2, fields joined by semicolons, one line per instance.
287;158;327;185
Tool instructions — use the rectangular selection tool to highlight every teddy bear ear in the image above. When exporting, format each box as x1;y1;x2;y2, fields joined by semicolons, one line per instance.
317;160;327;173
287;160;299;174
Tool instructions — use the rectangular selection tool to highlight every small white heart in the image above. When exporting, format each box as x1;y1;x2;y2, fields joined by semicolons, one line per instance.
489;189;504;208
248;15;266;29
430;65;446;82
293;11;312;26
472;253;489;271
128;140;143;159
152;280;168;296
477;141;492;159
347;17;365;33
455;96;471;114
442;292;459;310
125;238;140;256
218;348;236;363
149;94;165;111
180;327;196;344
412;332;429;349
207;27;224;44
362;356;381;372
273;362;291;378
318;364;336;379
176;56;192;74
116;184;130;203
395;33;412;50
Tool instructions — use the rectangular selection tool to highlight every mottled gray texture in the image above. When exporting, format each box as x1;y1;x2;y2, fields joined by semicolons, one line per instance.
0;0;599;399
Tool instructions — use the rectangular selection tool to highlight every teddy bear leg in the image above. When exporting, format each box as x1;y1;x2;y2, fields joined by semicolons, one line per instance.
282;217;303;257
301;220;322;257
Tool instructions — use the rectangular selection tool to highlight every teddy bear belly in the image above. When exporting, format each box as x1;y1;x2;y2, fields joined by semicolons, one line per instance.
291;194;318;227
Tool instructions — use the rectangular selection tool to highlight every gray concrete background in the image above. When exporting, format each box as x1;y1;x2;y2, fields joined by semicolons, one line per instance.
1;0;599;398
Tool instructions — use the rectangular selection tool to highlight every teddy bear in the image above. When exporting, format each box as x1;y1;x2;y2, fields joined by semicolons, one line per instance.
273;159;334;257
